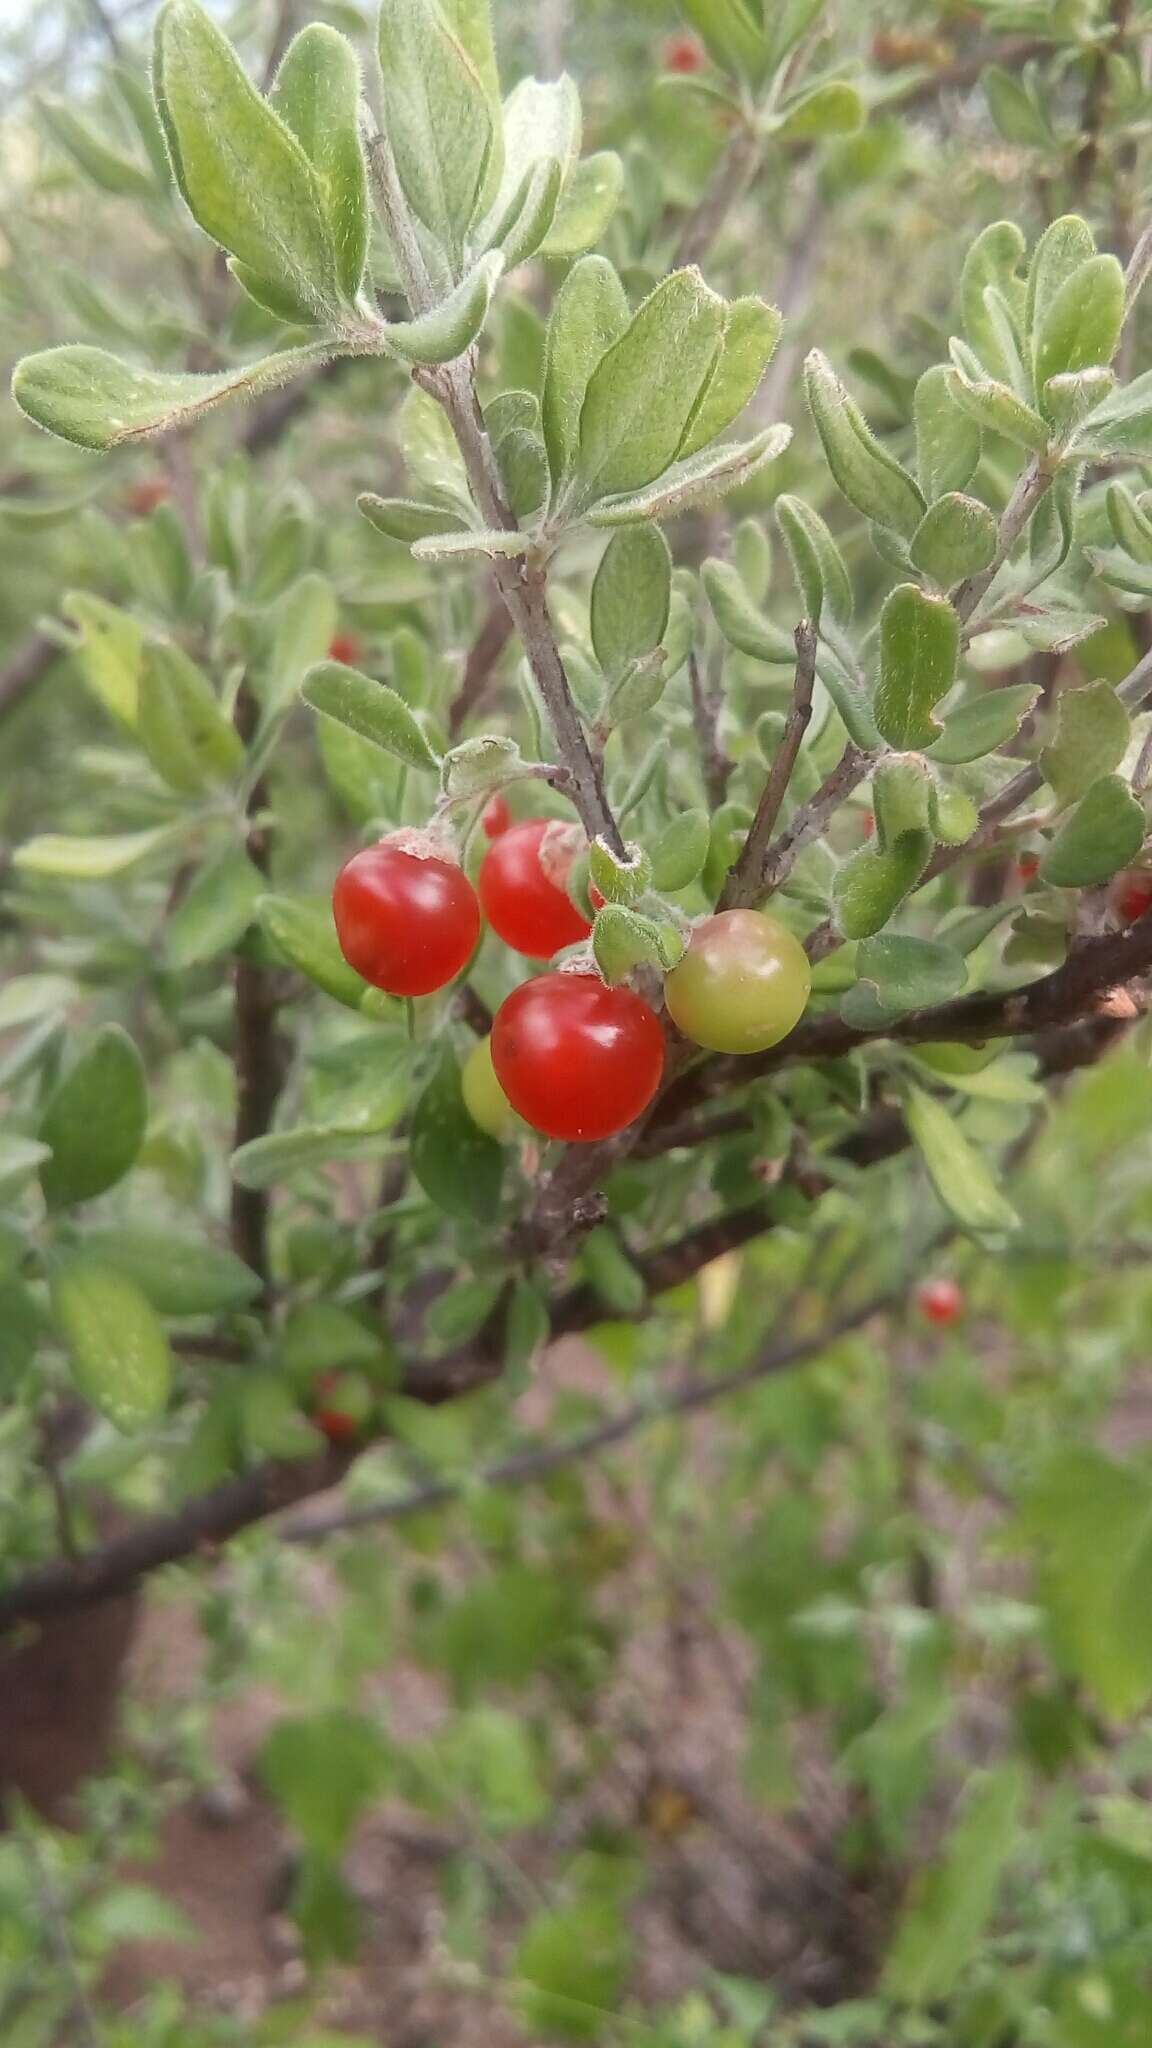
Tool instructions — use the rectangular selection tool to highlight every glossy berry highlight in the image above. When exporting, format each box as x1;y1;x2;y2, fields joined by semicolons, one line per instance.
663;909;811;1056
492;972;665;1142
333;840;480;998
478;818;591;958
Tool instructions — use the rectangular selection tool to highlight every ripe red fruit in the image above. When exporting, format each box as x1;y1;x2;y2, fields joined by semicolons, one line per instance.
310;1372;364;1445
478;818;591;958
492;972;665;1142
126;477;171;516
482;792;512;839
916;1277;964;1326
862;811;875;839
663;31;705;71
328;631;363;666
1017;853;1041;882
1112;869;1152;924
333;838;481;997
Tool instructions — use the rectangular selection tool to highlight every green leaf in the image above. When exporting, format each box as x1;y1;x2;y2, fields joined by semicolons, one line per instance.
515;1890;635;2044
585;425;790;527
167;846;264;967
679;0;768;80
410;1045;504;1221
306;1037;415;1134
909;494;998;587
231;1124;385;1189
983;62;1050;146
804;350;925;539
590;526;670;680
79;1227;260;1316
38;1024;147;1209
540;151;623;258
1041;774;1145;887
582;1227;646;1316
834;834;933;939
384;252;504;365
904;1084;1020;1236
1025;214;1096;345
12;341;331;451
1023;1448;1152;1718
1034;255;1124;401
409;527;530;562
474;75;578;258
914;366;982;500
358;494;468;543
1070;367;1152;459
376;0;501;263
701;557;805;665
1041;680;1130;807
0;975;77;1032
649;810;710;891
258;893;370;1009
873;584;960;750
13;827;173;879
52;1256;172;1433
264;571;339;719
302;661;440;769
592;903;683;983
154;0;342;322
574;269;727;504
848;935;967;1018
776;79;863;139
926;684;1039;765
541;254;629;488
960;220;1027;379
884;1767;1026;2004
261;1712;391;1857
61;592;144;727
137;638;244;794
38;94;155;197
776;493;853;627
269;24;368;302
945;367;1051;454
678;296;781;460
0;1138;53;1199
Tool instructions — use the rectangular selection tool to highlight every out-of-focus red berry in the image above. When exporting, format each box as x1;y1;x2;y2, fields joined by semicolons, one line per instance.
310;1372;361;1444
1017;853;1041;883
862;811;875;840
663;31;705;72
916;1277;964;1326
1112;869;1152;925
126;477;171;516
328;632;363;666
482;793;512;839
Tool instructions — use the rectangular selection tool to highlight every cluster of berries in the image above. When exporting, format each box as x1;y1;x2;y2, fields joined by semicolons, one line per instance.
331;798;811;1146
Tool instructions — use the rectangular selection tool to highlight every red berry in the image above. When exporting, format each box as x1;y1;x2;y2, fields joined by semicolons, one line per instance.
482;792;512;839
328;632;363;666
310;1372;363;1445
127;477;171;516
1017;853;1041;882
862;811;875;840
663;31;705;72
478;818;591;959
917;1278;964;1326
492;972;665;1142
333;839;481;997
1112;869;1152;925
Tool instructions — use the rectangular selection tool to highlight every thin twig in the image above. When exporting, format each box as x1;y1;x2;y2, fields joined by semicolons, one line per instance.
721;619;817;909
448;593;516;739
757;741;875;900
688;649;732;809
674;124;762;270
951;457;1052;626
283;1289;894;1544
229;686;286;1299
424;355;625;854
